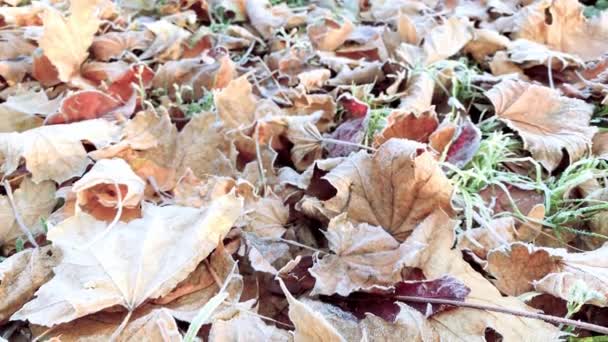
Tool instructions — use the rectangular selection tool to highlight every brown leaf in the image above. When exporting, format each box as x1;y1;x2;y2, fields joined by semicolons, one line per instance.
38;0;101;82
0;177;56;244
0;246;60;323
299;139;453;241
91;30;153;62
373;109;438;147
0;119;121;183
12;194;243;326
72;158;145;210
152;53;236;101
486;79;596;171
487;242;608;306
405;211;563;340
30;308;182;341
309;213;424;296
514;0;608;61
307;17;354;52
215;75;258;130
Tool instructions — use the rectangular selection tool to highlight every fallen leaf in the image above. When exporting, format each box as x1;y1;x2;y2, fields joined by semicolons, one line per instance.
514;0;608;61
215;75;258;130
209;310;291;341
0;119;121;183
300;139;453;241
486;79;596;171
72;158;145;209
323;275;471;322
487;242;608;306
308;17;354;52
12;193;243;326
405;211;563;340
373;109;438;147
309;213;425;296
30;308;182;341
3;88;62;116
0;246;60;323
45;90;123;125
0;177;56;244
38;0;101;82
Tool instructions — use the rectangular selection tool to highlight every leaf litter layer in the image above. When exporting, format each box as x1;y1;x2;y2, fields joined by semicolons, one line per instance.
2;0;608;341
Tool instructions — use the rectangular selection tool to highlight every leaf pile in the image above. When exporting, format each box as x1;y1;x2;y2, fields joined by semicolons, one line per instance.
1;0;608;341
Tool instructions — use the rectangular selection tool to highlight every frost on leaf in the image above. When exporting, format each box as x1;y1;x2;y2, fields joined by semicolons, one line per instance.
38;0;101;82
299;139;453;241
0;119;121;184
12;193;243;326
486;79;596;171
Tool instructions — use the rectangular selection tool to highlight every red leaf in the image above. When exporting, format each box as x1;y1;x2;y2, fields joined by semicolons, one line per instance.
446;118;481;167
322;275;470;322
45;90;122;125
327;117;366;158
339;94;369;119
108;64;154;102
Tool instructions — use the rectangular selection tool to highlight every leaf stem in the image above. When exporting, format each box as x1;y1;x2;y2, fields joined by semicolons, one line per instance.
394;295;608;335
3;180;38;248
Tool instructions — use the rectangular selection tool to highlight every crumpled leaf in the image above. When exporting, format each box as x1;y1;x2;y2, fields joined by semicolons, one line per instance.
72;158;145;209
299;139;453;241
486;242;608;306
0;119;121;183
12;193;243;326
0;177;56;244
151;53;236;101
0;246;60;323
486;79;596;171
140;20;190;61
38;0;101;82
89;110;177;190
309;213;425;296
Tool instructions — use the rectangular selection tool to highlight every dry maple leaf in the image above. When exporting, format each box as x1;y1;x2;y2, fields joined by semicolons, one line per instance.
0;246;60;323
215;75;258;130
309;213;425;296
486;79;596;171
299;139;453;242
38;0;101;82
0;177;56;245
29;308;182;341
11;193;243;326
486;242;608;306
514;0;608;61
0;119;121;184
